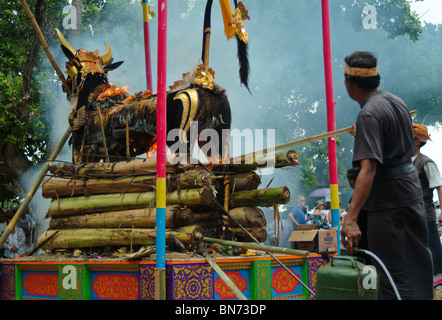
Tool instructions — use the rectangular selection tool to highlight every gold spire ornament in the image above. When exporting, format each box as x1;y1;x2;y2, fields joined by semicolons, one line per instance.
230;2;250;44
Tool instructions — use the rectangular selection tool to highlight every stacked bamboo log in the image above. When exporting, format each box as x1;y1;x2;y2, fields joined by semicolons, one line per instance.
37;150;299;253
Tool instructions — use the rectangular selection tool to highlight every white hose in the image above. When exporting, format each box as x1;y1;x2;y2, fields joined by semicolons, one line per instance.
355;248;402;300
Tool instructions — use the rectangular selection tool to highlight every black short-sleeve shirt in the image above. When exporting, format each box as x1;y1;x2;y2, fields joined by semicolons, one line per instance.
352;91;423;211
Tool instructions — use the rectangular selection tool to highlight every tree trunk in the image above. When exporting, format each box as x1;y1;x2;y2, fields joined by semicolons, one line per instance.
42;170;214;198
46;187;214;217
229;187;290;207
39;225;204;249
48;205;193;229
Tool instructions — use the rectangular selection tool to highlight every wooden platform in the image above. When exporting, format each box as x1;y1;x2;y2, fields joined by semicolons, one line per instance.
0;253;325;300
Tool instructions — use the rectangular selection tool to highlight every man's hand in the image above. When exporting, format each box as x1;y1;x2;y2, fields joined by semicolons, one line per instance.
349;123;356;137
340;213;361;255
341;159;376;254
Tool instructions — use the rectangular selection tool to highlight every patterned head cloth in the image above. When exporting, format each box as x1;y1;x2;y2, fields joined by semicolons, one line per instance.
413;123;431;142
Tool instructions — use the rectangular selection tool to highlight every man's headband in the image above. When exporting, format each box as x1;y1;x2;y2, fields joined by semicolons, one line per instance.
345;63;378;77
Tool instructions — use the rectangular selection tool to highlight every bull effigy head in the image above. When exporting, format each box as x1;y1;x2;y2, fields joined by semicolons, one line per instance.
55;28;123;96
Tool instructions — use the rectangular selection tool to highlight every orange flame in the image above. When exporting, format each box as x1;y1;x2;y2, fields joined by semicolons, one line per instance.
97;83;129;101
146;138;157;158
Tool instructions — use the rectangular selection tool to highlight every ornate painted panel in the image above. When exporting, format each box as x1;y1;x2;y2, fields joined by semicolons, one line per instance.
214;269;250;300
90;272;139;300
0;264;15;300
21;271;58;299
138;263;156;300
306;255;326;300
0;255;318;300
271;265;304;300
250;260;272;300
167;262;214;300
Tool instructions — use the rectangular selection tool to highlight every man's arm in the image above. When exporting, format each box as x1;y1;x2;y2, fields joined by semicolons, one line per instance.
437;186;442;225
424;162;442;225
341;158;377;252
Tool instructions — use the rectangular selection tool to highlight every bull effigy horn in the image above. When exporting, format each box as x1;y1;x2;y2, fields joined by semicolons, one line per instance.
100;42;113;65
55;28;77;58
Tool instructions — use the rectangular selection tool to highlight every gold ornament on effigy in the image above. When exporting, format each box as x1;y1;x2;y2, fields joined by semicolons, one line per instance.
193;65;216;90
230;2;250;44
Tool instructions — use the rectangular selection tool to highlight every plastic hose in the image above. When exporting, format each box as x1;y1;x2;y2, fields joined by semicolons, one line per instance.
355;248;402;300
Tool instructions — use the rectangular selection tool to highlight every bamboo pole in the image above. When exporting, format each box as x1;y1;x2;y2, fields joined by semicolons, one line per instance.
229;186;290;208
42;170;214;198
38;225;203;249
15;0;74;255
202;251;248;300
97;106;110;162
230;110;416;165
126;115;130;158
0;127;72;249
26;230;58;256
49;155;192;177
193;207;266;228
46;187;214;217
231;126;353;164
48;205;192;229
20;0;71;96
204;237;309;257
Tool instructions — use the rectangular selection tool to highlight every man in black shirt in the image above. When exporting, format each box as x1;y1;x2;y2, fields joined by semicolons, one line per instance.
341;51;433;299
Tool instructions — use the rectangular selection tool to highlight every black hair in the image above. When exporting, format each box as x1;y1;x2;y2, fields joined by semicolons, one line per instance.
417;139;427;148
344;51;381;90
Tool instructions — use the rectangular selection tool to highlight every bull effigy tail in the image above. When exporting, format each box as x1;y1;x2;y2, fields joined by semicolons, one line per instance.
202;0;251;93
233;0;250;93
235;31;250;94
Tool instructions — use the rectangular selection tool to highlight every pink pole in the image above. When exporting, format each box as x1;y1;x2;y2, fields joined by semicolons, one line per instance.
157;1;167;184
155;0;167;298
321;0;340;249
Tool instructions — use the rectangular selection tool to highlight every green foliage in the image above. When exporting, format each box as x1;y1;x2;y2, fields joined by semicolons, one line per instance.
218;244;234;256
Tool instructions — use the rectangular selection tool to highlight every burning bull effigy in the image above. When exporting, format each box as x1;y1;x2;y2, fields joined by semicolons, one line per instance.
34;1;301;257
56;27;231;165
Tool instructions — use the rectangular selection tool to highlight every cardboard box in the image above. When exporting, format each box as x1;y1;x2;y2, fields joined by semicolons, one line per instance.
289;225;338;253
